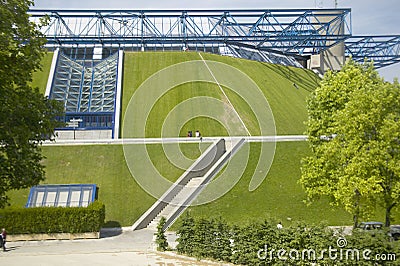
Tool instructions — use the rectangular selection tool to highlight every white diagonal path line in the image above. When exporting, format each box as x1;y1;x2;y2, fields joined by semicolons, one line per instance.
198;52;252;136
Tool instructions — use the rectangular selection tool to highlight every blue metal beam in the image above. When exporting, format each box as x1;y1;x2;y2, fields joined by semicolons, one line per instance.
29;9;351;55
29;9;400;68
345;36;400;68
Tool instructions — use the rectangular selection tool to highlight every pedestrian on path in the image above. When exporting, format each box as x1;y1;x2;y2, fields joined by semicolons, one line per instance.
1;228;6;251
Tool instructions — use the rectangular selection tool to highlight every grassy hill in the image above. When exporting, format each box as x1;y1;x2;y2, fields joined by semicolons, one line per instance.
31;52;53;95
179;141;353;227
11;51;398;227
122;52;319;137
7;143;204;227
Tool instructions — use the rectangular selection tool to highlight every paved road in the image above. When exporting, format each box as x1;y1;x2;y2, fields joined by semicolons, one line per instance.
43;135;307;146
0;228;227;265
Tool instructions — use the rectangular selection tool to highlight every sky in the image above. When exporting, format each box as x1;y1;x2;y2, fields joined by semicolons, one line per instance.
33;0;400;81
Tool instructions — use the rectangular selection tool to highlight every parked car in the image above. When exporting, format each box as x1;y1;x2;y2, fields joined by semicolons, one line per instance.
357;221;400;241
390;226;400;241
358;221;384;230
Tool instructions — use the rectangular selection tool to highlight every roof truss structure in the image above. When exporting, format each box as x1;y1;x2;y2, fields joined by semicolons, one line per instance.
50;52;118;113
49;48;119;134
29;9;400;69
345;36;400;68
29;9;351;56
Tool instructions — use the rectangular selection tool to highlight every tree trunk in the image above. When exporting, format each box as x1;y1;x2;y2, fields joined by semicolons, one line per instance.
353;214;359;229
385;203;395;227
353;189;361;229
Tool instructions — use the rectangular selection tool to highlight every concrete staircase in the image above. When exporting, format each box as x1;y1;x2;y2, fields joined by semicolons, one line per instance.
147;177;203;230
132;138;245;231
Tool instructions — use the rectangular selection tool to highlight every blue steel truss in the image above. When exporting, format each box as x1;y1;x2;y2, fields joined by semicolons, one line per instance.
29;9;400;69
29;9;352;55
50;48;119;134
345;36;400;68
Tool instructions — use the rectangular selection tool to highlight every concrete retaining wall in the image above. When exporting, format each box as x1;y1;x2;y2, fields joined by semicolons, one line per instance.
7;232;100;241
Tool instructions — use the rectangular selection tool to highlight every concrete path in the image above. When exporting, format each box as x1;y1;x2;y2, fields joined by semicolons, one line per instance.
43;135;307;146
0;228;228;265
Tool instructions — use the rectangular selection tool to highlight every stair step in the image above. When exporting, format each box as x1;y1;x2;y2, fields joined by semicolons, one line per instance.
146;178;208;230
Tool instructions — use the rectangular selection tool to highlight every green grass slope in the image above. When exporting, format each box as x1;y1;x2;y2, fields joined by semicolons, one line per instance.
122;52;319;136
179;142;353;227
177;142;400;228
7;144;204;226
31;52;53;95
200;53;319;135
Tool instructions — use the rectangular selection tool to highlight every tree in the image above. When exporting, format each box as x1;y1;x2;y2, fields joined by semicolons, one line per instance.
155;217;168;251
0;0;64;208
300;60;400;227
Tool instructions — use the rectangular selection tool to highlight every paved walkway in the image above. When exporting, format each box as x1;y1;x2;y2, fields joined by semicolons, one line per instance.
0;229;228;265
43;135;307;146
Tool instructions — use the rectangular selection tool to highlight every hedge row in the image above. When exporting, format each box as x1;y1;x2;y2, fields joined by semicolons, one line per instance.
0;201;105;234
176;214;399;266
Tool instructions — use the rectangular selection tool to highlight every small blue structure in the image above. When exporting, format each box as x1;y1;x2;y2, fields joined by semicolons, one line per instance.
26;184;97;208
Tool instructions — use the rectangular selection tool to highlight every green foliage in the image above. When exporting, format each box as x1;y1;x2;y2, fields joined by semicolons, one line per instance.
176;213;196;256
155;217;168;251
0;201;105;234
176;214;231;262
0;0;64;208
176;214;399;265
339;230;399;266
301;60;400;226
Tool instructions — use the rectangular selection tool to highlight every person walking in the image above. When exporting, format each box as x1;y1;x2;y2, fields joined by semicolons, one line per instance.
1;228;6;251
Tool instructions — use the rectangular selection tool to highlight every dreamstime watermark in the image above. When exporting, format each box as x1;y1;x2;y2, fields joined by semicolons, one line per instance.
257;237;397;262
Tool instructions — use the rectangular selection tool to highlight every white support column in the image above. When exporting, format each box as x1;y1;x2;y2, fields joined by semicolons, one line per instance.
113;50;124;139
45;48;59;97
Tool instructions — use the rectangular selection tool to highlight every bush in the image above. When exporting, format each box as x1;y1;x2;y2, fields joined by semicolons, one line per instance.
175;215;399;265
155;217;168;251
0;201;105;234
177;215;232;262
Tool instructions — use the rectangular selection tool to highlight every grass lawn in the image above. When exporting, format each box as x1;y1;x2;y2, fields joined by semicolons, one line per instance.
200;53;319;135
175;141;400;228
121;52;201;136
144;82;249;137
7;143;204;227
31;52;53;95
8;141;398;228
122;51;319;137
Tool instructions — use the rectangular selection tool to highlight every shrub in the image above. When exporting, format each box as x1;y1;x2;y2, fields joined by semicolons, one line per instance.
175;215;399;265
155;217;168;251
0;201;105;234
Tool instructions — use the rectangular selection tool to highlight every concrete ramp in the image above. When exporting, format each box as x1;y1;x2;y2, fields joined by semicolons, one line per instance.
132;138;245;231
